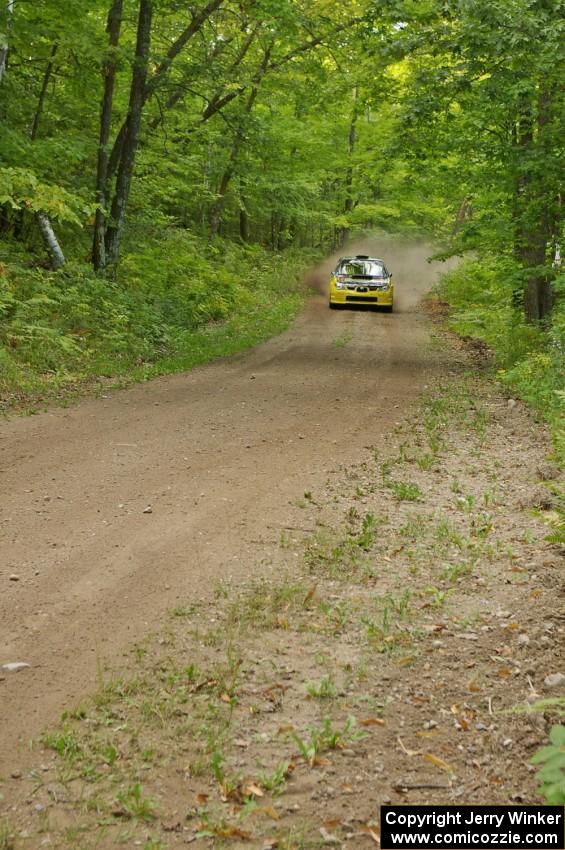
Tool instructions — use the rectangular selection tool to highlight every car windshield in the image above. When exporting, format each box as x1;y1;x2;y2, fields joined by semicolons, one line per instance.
339;260;386;277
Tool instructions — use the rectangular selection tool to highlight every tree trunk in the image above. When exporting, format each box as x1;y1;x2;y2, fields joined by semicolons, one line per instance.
209;45;272;239
106;0;224;188
209;163;236;239
27;40;65;270
239;178;249;243
0;0;14;84
514;91;553;322
30;43;58;140
341;86;360;245
93;0;123;273
105;0;152;270
36;212;65;269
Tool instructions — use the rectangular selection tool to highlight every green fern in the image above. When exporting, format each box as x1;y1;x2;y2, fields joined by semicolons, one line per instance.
531;725;565;804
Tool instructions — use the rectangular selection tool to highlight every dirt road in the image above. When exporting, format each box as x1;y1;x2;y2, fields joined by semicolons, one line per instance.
0;240;451;770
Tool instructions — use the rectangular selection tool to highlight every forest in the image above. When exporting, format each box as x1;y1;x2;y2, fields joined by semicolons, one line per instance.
0;0;563;442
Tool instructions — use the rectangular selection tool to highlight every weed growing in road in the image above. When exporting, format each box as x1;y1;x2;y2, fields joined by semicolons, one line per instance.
291;716;365;766
354;512;382;549
399;514;428;540
416;452;436;470
440;561;472;582
42;728;82;762
360;591;413;652
115;784;158;822
319;600;349;631
226;578;307;631
259;761;293;795
388;480;423;501
424;585;453;608
305;675;337;700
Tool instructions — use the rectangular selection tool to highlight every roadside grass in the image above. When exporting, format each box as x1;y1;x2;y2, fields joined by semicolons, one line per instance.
8;373;563;846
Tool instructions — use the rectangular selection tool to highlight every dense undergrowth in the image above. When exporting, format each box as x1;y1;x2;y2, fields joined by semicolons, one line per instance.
437;257;565;466
0;230;318;410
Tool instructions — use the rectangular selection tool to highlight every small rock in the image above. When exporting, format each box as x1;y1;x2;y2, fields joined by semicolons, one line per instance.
1;662;31;672
9;574;20;582
502;738;513;748
544;673;565;689
517;634;530;646
142;506;153;514
476;723;488;731
507;398;517;409
11;771;22;779
495;609;511;619
424;720;438;730
319;826;340;845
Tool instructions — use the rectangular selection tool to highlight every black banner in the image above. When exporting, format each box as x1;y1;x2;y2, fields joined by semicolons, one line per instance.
381;805;565;850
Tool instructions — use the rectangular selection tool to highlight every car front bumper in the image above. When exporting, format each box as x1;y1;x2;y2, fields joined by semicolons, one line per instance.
329;286;393;306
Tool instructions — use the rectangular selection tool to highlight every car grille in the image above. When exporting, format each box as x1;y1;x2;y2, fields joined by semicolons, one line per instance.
344;283;388;291
346;295;379;303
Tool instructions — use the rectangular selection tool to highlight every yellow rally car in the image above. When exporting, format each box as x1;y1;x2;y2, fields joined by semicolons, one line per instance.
329;255;393;311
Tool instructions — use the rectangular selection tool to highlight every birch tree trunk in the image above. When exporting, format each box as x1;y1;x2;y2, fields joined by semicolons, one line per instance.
0;0;14;84
93;0;123;273
36;212;65;269
105;0;152;270
27;39;66;270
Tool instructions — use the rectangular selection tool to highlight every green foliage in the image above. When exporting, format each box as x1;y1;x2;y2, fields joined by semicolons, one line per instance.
0;167;92;225
438;258;565;463
531;725;565;805
0;233;315;406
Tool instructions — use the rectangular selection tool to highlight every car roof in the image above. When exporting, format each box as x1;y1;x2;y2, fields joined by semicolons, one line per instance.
338;256;386;263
